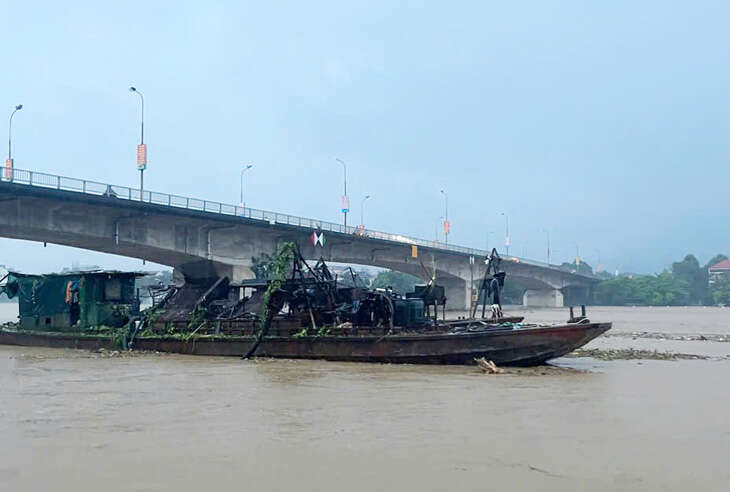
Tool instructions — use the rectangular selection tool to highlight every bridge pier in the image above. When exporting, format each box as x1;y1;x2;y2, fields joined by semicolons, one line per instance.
522;289;564;307
441;276;471;311
561;285;592;306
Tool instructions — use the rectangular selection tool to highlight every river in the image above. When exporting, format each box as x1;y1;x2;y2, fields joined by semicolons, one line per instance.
1;304;729;491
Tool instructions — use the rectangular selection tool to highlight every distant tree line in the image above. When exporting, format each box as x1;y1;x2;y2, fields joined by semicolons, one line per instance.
594;254;728;306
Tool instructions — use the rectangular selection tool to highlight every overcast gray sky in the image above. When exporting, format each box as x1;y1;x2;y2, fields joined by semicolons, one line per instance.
1;0;728;274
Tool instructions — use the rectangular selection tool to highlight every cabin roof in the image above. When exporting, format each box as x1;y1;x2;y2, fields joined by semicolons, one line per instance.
5;269;148;279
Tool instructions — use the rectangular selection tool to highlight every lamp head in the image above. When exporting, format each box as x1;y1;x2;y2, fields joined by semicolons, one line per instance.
15;104;23;111
129;87;137;93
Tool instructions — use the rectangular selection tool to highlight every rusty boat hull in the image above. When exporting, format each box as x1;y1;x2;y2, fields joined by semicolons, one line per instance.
0;321;610;366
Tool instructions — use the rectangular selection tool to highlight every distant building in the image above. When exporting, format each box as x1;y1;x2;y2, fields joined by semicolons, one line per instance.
0;270;145;331
708;259;730;284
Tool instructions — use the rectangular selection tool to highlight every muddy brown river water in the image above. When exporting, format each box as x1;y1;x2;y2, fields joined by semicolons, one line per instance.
1;304;729;491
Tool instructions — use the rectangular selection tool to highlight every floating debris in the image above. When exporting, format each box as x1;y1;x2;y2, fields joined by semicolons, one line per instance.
475;357;504;373
605;332;729;343
568;348;710;361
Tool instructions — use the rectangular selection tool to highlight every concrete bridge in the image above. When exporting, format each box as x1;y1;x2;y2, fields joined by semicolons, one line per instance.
0;169;597;309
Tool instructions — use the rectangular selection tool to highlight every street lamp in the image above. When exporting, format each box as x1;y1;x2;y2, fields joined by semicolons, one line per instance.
435;216;444;243
240;164;253;210
543;228;551;265
440;189;449;244
501;212;509;256
6;104;22;179
128;87;146;200
335;158;349;228
360;194;371;227
485;231;495;251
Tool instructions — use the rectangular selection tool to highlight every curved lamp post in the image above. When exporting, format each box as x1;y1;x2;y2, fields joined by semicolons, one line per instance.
360;194;371;227
8;104;22;160
543;228;551;265
335;158;348;228
435;216;444;243
6;104;22;179
240;164;253;210
129;87;146;199
501;212;509;255
485;230;494;251
440;189;449;244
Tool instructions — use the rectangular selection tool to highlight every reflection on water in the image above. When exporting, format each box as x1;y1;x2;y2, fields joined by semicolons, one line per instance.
1;306;730;491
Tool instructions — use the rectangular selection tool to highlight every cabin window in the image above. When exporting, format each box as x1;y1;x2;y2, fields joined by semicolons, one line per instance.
104;279;122;301
45;317;51;325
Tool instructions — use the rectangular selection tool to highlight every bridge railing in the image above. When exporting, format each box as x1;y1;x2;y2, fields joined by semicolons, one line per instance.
1;167;588;276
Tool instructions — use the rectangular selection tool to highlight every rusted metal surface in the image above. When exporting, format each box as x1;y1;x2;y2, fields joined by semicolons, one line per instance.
0;330;116;351
0;322;611;366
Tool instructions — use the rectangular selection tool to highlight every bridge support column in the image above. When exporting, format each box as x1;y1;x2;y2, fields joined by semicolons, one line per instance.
441;277;470;311
561;285;591;306
523;289;563;307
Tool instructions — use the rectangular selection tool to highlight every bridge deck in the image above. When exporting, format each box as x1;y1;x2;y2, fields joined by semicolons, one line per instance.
0;167;593;279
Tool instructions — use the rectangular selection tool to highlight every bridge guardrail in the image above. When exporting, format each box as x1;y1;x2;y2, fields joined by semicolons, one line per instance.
1;167;592;277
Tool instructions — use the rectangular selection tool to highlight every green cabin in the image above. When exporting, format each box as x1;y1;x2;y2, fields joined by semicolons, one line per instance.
0;271;143;331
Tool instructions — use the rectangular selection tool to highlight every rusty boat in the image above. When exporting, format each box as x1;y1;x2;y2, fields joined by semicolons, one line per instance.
0;247;611;365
